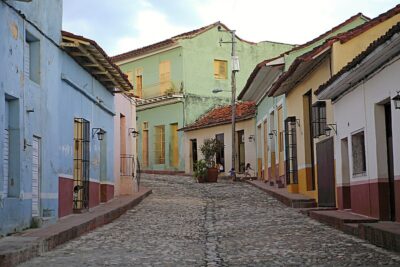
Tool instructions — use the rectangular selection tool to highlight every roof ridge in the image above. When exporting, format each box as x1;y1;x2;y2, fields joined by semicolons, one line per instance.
268;4;400;97
315;21;400;96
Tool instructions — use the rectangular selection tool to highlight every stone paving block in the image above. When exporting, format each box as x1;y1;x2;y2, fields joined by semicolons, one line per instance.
17;174;400;266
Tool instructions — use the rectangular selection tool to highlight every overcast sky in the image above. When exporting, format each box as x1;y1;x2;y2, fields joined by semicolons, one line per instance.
63;0;399;56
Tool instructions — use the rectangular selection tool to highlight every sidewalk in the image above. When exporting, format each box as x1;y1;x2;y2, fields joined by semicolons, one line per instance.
0;188;152;267
247;179;400;252
246;180;317;208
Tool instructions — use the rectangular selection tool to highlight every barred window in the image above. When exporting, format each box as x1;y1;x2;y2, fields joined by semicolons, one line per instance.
312;101;327;138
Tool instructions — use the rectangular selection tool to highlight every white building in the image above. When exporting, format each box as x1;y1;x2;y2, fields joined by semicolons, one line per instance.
317;22;400;221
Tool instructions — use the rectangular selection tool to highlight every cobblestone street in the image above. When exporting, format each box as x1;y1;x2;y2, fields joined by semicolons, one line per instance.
20;174;400;266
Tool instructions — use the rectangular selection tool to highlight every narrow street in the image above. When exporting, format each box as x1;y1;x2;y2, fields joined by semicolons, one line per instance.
20;174;400;266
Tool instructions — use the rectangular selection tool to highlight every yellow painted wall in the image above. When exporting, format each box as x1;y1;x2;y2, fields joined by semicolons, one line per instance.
332;14;400;73
284;14;400;202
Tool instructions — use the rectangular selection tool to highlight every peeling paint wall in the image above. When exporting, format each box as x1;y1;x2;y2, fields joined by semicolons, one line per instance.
0;0;115;235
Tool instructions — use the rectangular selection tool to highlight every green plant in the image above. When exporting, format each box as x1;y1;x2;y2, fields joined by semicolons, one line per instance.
194;159;207;179
200;138;221;168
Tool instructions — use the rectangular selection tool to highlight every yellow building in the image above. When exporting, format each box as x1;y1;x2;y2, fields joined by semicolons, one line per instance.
269;5;400;206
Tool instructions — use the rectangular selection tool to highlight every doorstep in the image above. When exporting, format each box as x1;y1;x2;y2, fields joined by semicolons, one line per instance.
0;188;152;267
246;180;317;208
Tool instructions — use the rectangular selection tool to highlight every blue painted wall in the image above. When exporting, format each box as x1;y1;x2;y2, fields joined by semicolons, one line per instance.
0;0;115;236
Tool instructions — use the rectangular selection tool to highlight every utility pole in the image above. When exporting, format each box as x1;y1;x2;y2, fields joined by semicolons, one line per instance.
218;26;239;181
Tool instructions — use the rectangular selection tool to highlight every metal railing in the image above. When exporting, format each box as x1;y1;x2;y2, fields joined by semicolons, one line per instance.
120;154;140;192
142;81;181;99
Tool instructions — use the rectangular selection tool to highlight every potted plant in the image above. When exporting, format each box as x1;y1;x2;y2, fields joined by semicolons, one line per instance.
193;160;207;183
200;138;221;183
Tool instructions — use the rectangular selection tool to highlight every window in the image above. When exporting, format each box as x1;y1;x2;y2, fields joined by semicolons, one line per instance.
4;96;20;197
352;131;366;175
25;31;40;84
214;59;227;79
312;101;327;138
159;61;170;93
142;122;149;167
154;125;165;164
135;68;143;98
126;71;133;84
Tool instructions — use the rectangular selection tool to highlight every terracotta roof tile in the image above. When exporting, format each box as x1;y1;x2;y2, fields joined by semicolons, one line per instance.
61;31;133;92
316;21;400;97
111;21;268;63
239;12;369;100
180;102;256;131
268;4;400;97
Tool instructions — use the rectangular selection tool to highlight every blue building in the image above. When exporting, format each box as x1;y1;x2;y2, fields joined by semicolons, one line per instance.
0;0;132;236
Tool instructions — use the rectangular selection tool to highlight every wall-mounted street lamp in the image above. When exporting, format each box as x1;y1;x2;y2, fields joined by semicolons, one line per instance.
268;130;277;139
392;91;400;109
128;128;139;138
325;124;337;137
92;128;105;140
248;135;255;142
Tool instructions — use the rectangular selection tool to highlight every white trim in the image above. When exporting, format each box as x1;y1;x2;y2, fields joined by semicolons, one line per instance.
100;181;115;186
116;44;181;65
262;113;269;122
269;107;274;114
256;120;263;127
276;99;284;108
89;178;100;183
40;193;58;199
298;163;313;169
59;173;73;179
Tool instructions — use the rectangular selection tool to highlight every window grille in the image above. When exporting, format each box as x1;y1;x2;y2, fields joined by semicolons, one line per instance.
312;101;327;138
73;118;90;211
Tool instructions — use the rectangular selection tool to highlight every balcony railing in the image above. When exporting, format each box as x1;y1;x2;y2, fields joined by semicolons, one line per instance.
141;81;181;99
120;154;135;177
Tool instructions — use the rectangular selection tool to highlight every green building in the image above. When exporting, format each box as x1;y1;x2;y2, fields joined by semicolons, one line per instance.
238;14;369;185
112;22;293;172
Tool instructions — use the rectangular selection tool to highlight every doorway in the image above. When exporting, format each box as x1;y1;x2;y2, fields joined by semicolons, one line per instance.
190;139;198;172
317;137;336;207
32;136;41;217
237;130;245;173
215;134;225;172
385;103;395;221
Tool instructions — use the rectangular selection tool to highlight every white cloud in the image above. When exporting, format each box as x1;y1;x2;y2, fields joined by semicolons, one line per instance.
112;8;189;56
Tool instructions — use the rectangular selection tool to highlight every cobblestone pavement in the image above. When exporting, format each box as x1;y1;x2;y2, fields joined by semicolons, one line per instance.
20;174;400;266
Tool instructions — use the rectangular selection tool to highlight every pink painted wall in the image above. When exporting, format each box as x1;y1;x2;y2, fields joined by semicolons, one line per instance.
114;94;137;196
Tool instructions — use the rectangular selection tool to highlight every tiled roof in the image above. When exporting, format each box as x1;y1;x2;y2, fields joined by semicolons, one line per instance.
111;21;263;63
268;4;400;97
316;21;400;97
61;31;134;93
180;102;256;131
238;12;368;100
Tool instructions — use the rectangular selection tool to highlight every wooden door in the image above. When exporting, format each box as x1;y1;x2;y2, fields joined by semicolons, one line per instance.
170;123;179;168
142;129;149;167
32;136;41;217
263;120;268;180
317;138;336;207
159;61;170;93
278;107;285;177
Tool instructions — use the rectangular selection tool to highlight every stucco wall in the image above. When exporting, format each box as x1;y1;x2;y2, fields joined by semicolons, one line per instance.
137;102;184;171
183;119;256;176
0;0;63;235
114;94;137;196
333;58;400;185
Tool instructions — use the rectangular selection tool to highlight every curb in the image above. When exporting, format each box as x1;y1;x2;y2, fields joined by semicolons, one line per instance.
0;189;152;267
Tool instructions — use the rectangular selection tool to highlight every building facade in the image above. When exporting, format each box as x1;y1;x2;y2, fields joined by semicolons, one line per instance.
112;22;293;173
180;102;256;176
0;0;132;235
268;5;400;205
317;22;400;221
238;14;369;187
